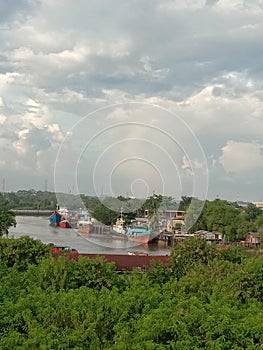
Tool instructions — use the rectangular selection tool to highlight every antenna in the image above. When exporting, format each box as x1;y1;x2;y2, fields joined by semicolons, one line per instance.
120;207;124;220
44;178;48;192
2;178;5;193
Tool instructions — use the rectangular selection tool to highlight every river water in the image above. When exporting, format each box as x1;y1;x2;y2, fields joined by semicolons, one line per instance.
9;216;171;256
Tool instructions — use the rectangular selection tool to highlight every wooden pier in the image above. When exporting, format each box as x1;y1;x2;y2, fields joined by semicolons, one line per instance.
158;232;174;245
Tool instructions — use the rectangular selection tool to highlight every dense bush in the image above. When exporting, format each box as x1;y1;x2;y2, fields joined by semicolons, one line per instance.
0;236;262;349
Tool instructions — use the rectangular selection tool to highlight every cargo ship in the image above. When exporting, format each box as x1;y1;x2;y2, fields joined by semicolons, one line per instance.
49;207;72;228
110;213;157;244
76;210;94;236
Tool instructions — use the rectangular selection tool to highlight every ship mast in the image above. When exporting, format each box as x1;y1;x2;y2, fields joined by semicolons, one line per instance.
120;207;123;220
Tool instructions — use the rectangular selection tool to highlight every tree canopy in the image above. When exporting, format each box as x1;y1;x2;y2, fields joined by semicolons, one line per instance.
188;199;261;241
0;206;16;237
0;236;262;348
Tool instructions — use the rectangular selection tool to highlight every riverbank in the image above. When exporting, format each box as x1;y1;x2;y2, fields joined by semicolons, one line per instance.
12;209;52;216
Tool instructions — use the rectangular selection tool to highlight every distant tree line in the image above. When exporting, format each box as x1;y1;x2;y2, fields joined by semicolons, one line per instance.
1;190;263;242
0;190;101;211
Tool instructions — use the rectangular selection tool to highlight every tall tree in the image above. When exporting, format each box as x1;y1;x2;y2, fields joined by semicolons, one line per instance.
143;194;163;218
178;196;193;211
244;203;262;222
255;214;263;231
0;206;16;237
92;203;118;225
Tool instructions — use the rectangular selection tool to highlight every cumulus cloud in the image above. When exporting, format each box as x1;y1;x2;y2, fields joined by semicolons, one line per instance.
219;140;263;173
0;113;6;124
0;0;262;200
0;0;39;24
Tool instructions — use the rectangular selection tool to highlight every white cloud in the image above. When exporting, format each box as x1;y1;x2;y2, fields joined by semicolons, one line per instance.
0;72;21;87
0;0;263;200
0;114;7;124
219;140;263;173
25;98;40;108
46;123;65;142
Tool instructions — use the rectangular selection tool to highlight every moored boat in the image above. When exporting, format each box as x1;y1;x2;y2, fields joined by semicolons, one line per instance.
125;218;157;244
49;210;62;227
127;251;148;256
49;207;74;229
110;210;127;239
77;219;94;235
77;209;94;236
110;214;157;244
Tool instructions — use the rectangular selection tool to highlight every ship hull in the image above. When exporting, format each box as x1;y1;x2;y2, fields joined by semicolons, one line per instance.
78;224;94;235
110;228;156;244
110;228;128;240
126;233;154;244
49;211;62;227
59;220;71;229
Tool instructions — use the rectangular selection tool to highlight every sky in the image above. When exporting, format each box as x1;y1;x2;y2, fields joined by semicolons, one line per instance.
0;0;263;202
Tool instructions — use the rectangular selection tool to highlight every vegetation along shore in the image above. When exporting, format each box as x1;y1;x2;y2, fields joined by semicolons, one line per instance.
0;192;263;348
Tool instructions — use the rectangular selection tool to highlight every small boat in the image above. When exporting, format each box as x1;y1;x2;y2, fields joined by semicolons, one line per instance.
127;251;149;256
51;244;78;254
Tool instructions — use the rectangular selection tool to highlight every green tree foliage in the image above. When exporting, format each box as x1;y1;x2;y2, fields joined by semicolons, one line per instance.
0;190;102;211
0;236;262;348
189;199;258;241
144;194;163;218
255;213;263;231
159;196;178;210
244;203;262;222
183;198;205;232
0;236;50;270
205;200;240;238
32;255;122;292
178;195;192;211
92;202;119;225
169;237;218;279
169;237;243;279
0;206;16;237
92;194;165;225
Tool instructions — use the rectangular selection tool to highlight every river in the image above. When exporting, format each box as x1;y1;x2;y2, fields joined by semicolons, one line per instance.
9;216;171;256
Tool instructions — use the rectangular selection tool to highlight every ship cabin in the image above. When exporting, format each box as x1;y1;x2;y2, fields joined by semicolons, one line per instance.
130;218;150;230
